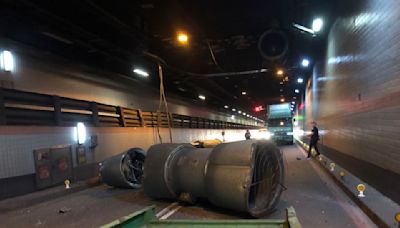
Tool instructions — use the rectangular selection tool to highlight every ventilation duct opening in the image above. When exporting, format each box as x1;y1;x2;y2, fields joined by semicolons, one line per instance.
100;148;146;189
248;143;284;216
258;30;289;61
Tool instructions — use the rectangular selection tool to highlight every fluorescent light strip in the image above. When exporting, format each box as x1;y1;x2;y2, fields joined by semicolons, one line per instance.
133;68;149;77
292;23;315;35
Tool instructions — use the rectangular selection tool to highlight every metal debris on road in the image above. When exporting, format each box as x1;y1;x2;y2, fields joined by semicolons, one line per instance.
58;207;71;214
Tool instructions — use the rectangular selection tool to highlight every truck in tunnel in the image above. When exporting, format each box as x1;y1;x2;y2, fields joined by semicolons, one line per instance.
267;103;294;145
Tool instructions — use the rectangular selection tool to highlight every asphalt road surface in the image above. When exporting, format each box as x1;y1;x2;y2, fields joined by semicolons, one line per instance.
0;145;376;228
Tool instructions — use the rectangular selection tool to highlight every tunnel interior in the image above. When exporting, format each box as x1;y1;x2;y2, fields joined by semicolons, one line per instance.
0;0;400;227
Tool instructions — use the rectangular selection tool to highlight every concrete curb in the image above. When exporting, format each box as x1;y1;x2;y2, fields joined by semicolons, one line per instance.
296;139;400;228
0;177;100;213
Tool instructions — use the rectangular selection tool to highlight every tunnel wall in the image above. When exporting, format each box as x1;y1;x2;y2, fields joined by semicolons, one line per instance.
0;126;250;199
0;41;253;125
0;41;260;199
302;0;400;175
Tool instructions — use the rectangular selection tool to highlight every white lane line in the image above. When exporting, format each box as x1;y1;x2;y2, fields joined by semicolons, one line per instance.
156;202;179;218
159;205;182;220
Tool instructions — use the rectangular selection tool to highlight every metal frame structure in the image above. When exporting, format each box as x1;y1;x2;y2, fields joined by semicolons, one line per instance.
101;205;302;228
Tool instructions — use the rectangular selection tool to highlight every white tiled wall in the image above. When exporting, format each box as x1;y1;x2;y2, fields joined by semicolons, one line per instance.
303;0;400;175
0;126;249;179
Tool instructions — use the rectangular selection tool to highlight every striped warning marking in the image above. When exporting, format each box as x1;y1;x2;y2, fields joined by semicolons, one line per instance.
156;202;182;220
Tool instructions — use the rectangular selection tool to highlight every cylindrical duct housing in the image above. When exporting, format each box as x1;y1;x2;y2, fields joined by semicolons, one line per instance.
143;140;285;217
258;29;289;61
100;148;146;188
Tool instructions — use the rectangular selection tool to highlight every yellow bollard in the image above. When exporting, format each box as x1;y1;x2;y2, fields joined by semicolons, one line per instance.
339;170;345;178
394;212;400;227
330;163;336;172
64;179;70;189
357;184;366;197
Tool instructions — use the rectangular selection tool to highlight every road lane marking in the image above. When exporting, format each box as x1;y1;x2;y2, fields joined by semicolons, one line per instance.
156;202;181;219
159;205;182;220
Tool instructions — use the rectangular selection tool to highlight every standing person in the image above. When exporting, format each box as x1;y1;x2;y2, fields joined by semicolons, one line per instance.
307;121;321;158
245;129;251;140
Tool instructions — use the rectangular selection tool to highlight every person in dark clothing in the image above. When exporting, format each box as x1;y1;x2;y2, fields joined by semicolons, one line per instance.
307;121;321;158
245;129;251;140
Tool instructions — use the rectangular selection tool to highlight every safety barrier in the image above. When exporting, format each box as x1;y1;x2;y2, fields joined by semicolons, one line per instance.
0;88;258;129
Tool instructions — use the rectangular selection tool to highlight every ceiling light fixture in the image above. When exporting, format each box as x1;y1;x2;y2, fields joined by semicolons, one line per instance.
301;59;310;67
198;95;206;100
133;68;149;77
177;32;189;44
312;18;324;32
277;69;284;76
297;78;304;83
292;23;315;35
76;122;87;145
0;50;15;72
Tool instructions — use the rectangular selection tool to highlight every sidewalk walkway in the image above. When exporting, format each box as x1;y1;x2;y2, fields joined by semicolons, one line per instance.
296;138;400;228
0;177;99;213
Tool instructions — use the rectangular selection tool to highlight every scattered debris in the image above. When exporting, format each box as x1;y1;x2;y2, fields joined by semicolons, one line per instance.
35;219;43;227
191;139;222;148
58;207;71;214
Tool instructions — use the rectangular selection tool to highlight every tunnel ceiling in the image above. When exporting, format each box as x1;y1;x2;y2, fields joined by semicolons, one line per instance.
0;0;343;117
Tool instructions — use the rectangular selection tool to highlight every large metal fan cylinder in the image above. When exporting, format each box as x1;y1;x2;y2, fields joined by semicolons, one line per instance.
143;140;285;217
